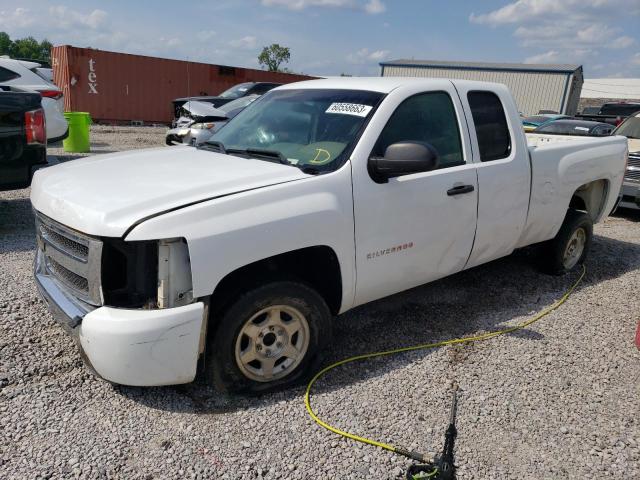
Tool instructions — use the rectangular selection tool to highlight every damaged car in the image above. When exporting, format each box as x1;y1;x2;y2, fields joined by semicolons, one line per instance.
166;94;259;146
172;82;280;124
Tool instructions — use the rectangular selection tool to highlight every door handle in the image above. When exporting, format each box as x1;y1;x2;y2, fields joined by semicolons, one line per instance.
447;184;475;196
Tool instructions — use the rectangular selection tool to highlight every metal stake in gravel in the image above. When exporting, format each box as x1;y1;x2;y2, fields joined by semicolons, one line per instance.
304;266;586;479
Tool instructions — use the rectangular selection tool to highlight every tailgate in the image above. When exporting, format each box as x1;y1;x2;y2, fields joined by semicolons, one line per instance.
0;90;46;189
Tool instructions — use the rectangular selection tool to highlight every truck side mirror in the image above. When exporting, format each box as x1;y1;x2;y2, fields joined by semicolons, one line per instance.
369;141;440;183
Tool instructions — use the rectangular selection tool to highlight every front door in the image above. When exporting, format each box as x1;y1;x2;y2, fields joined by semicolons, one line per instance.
352;86;479;306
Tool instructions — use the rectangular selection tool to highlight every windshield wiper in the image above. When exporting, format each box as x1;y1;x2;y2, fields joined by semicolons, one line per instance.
227;147;292;166
200;140;226;153
199;143;319;174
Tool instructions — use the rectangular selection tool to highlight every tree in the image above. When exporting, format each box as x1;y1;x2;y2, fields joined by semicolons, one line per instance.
0;32;12;56
0;32;52;63
258;44;290;72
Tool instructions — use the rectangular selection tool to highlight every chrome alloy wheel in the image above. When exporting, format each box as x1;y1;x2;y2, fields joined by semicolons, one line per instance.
234;305;310;382
562;227;586;270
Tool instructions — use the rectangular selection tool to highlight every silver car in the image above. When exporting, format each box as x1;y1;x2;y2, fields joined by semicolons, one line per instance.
166;95;259;146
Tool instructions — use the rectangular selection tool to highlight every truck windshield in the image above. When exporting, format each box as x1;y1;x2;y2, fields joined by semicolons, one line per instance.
613;117;640;139
207;88;383;172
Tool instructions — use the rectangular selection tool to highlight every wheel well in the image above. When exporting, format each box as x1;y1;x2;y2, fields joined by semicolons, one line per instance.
569;179;608;221
210;246;343;316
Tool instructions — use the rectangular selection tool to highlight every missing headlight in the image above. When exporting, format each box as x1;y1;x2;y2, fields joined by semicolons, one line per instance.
101;239;158;308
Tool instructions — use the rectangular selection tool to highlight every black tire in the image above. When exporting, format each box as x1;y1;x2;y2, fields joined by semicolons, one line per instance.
538;209;592;275
206;281;332;393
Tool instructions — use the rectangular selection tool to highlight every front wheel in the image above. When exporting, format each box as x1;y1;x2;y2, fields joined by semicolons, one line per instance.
538;209;593;275
206;281;332;393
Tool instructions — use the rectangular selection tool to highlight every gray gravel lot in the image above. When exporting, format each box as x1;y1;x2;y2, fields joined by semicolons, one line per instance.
1;125;639;479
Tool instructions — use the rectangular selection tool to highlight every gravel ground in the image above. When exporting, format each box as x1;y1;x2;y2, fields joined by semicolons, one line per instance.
1;126;639;479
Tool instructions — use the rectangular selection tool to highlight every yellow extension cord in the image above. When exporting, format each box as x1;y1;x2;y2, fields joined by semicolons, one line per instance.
304;265;586;463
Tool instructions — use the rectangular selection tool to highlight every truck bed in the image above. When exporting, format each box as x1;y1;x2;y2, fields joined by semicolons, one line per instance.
519;133;628;247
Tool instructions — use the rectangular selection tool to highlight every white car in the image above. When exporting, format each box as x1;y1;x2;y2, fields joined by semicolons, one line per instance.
31;78;628;391
0;58;68;143
166;95;260;146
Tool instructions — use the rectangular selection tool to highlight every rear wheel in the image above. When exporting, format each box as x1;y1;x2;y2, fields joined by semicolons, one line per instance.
538;209;592;275
207;281;332;393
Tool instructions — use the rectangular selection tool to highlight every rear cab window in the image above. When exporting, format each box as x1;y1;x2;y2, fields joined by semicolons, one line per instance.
467;91;512;162
372;91;464;169
600;104;640;116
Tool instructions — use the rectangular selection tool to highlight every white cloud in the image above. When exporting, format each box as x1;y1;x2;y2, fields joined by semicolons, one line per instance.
524;49;593;64
364;0;385;14
229;36;258;49
197;30;217;42
523;50;562;64
367;49;389;61
0;8;36;29
471;0;637;73
632;53;640;66
470;0;617;26
47;6;108;30
261;0;385;14
347;47;389;63
611;36;635;49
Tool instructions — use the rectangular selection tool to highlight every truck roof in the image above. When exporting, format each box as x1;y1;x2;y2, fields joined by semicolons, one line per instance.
276;76;504;94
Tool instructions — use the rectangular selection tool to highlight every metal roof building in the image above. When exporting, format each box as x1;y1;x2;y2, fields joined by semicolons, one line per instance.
380;59;584;116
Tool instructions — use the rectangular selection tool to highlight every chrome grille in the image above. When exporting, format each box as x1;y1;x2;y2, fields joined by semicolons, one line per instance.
39;222;89;261
46;257;89;292
626;154;640;183
35;212;103;306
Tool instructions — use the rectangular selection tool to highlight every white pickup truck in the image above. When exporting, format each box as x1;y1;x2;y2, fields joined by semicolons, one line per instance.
31;78;628;391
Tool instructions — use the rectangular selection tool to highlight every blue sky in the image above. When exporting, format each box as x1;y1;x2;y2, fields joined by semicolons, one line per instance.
1;0;639;78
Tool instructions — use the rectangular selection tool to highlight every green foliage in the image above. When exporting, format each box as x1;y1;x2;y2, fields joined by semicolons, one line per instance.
0;32;52;63
258;44;291;72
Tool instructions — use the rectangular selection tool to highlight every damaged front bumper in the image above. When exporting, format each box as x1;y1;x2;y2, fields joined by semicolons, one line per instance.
165;126;214;146
34;249;205;386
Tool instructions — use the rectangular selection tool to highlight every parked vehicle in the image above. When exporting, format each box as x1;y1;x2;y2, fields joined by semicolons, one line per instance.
576;102;640;127
172;82;281;124
0;89;47;191
31;78;627;391
611;112;640;209
580;106;601;116
166;94;259;146
522;114;569;132
533;119;613;137
0;58;68;143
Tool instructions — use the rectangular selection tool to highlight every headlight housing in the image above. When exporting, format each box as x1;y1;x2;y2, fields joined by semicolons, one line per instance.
101;238;193;309
191;122;215;130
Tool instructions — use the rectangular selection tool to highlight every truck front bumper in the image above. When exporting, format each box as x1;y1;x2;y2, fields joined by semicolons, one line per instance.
619;182;640;210
34;250;205;386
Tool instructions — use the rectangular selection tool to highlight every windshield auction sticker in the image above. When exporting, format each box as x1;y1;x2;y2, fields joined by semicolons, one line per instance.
326;103;373;117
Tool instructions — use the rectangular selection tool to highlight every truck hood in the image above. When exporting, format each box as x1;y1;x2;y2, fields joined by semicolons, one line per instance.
628;138;640;154
31;146;310;237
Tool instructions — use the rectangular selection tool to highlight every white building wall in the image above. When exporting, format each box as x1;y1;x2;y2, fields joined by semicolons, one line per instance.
382;65;571;116
581;79;640;100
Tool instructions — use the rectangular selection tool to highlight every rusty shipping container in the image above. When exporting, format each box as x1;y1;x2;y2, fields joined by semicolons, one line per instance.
51;45;315;124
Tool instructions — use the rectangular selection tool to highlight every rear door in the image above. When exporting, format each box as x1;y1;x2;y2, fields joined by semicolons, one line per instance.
453;84;531;268
351;82;478;306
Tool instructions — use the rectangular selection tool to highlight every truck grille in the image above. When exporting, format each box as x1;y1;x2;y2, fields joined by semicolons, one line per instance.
626;154;640;183
35;212;103;305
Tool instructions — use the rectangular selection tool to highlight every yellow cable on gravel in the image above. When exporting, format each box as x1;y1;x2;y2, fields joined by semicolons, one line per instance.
304;265;586;463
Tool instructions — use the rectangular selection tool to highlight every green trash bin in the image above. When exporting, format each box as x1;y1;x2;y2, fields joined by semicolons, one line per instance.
63;112;92;153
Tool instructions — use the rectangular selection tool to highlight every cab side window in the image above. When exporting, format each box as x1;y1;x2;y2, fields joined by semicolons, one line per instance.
372;92;464;169
467;91;511;162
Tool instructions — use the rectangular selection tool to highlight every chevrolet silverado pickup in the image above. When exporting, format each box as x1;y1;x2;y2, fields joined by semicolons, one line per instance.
30;78;628;391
